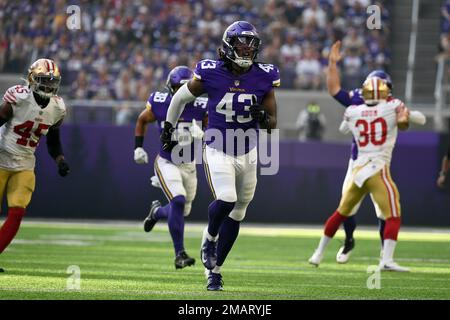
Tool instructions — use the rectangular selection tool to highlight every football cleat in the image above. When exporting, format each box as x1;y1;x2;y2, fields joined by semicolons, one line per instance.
308;250;324;267
143;200;161;233
0;267;4;273
174;251;195;269
200;227;218;270
207;271;224;291
378;261;410;272
336;238;355;264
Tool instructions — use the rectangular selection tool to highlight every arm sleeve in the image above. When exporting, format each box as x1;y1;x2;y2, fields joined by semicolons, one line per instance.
333;89;352;107
46;127;64;159
409;110;426;126
339;120;350;134
166;83;196;125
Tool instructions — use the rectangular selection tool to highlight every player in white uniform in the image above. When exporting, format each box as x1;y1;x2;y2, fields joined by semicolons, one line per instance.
309;77;412;272
0;59;69;273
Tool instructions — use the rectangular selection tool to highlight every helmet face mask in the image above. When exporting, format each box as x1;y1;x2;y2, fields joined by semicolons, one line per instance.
166;66;193;95
31;74;61;97
222;21;261;68
28;59;61;98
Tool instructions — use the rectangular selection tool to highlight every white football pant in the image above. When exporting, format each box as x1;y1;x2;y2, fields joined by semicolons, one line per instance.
154;155;197;216
203;145;257;221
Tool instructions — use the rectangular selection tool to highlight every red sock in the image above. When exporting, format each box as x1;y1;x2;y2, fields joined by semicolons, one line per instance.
0;207;25;254
324;211;347;238
384;217;401;241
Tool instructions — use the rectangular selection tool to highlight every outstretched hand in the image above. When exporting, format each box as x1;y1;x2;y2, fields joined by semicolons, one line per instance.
329;40;342;64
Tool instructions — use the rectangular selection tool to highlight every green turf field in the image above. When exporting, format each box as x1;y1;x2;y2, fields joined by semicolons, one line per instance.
0;221;449;300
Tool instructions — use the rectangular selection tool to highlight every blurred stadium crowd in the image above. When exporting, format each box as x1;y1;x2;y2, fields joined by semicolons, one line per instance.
0;0;391;101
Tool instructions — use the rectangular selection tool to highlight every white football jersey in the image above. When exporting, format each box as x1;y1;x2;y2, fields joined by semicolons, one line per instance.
344;99;403;167
0;84;66;170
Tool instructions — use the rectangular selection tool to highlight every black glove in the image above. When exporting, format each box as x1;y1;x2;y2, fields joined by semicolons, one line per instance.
250;103;269;126
160;122;176;151
57;159;70;177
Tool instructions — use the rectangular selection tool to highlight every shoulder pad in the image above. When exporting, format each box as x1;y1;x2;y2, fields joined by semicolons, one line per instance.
2;85;31;105
52;96;67;119
193;59;220;81
256;63;281;87
150;91;170;105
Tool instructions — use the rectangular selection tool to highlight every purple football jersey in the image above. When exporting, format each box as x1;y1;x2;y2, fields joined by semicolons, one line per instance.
148;91;208;162
194;59;280;156
333;88;364;161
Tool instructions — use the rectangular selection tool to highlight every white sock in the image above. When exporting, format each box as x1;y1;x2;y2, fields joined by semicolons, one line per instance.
212;265;221;274
316;235;332;254
381;239;397;263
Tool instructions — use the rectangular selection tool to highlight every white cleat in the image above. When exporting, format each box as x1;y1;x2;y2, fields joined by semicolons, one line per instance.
336;246;352;264
378;261;410;272
308;251;323;267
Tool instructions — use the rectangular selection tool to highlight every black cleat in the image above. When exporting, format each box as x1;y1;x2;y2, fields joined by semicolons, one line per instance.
144;200;161;232
207;271;224;291
342;238;355;254
0;267;4;273
336;238;355;264
175;251;196;269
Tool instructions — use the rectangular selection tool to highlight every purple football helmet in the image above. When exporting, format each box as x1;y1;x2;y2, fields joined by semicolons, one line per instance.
366;70;392;89
221;21;261;68
166;66;193;95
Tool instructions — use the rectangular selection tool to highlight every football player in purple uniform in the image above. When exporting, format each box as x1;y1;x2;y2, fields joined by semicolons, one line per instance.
161;21;280;290
134;66;208;269
324;40;425;264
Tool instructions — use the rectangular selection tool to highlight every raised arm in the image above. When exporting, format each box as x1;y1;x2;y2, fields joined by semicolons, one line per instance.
327;41;343;96
327;41;354;107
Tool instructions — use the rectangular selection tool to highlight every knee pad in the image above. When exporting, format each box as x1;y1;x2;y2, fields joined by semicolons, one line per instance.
228;201;250;222
183;202;192;217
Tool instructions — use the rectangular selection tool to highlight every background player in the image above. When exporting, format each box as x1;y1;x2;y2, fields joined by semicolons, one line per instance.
309;77;413;272
0;58;70;273
327;40;426;263
134;66;207;269
161;21;279;290
437;145;450;188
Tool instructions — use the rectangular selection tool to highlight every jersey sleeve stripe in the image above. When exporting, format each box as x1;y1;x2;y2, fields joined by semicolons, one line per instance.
272;79;281;87
4;93;16;103
193;72;202;80
146;101;152;111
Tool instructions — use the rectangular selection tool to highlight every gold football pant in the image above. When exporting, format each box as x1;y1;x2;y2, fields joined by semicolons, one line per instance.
0;169;35;209
337;165;401;219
